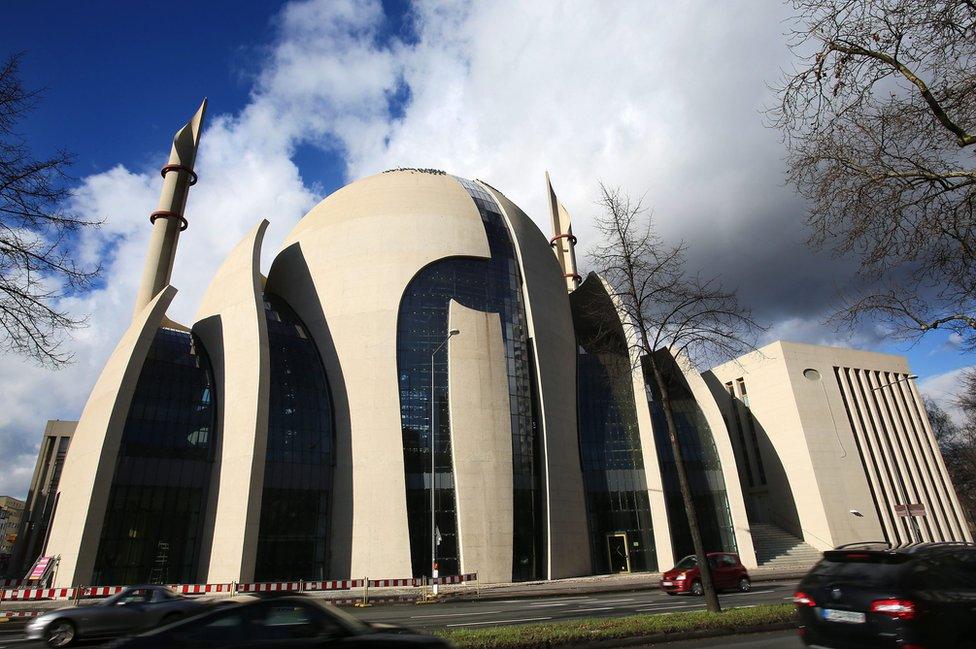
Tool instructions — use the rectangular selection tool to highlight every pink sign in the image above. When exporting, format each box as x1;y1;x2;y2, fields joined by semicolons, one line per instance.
29;556;52;580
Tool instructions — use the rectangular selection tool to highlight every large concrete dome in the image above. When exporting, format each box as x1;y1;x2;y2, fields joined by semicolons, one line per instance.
265;169;589;582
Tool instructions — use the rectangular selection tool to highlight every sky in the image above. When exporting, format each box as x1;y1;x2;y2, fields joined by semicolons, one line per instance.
0;0;971;499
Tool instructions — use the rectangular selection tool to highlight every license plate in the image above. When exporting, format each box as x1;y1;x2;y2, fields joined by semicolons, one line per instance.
821;608;865;624
661;581;673;586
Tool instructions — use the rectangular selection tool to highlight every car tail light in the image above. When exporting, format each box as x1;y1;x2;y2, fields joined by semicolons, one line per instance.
793;591;816;607
870;598;916;620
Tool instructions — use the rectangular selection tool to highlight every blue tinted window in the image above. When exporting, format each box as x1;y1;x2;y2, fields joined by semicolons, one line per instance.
396;177;543;581
93;328;216;585
255;293;334;581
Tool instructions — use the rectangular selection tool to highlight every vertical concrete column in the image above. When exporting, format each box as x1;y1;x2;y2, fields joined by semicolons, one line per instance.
193;220;271;583
447;301;514;583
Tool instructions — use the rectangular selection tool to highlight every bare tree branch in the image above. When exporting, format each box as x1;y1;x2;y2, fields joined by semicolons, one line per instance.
0;53;100;367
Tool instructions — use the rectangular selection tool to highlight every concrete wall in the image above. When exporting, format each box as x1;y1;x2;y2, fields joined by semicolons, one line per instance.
448;301;514;584
267;171;491;579
45;288;177;587
193;220;271;583
485;184;590;579
705;341;969;549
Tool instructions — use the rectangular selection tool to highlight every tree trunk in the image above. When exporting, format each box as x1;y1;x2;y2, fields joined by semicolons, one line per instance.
650;355;721;613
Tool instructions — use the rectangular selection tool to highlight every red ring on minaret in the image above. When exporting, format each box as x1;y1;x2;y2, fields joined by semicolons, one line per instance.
550;233;578;247
150;210;189;231
160;163;198;186
564;272;582;283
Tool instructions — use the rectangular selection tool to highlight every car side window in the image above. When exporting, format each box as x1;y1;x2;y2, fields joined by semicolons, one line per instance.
118;588;152;605
250;603;345;641
720;555;738;568
175;609;247;644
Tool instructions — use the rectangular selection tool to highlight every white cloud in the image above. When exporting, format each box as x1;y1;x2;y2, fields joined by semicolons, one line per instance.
919;366;973;426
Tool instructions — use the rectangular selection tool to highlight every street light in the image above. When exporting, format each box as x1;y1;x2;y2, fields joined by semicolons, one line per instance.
431;328;460;592
870;374;919;391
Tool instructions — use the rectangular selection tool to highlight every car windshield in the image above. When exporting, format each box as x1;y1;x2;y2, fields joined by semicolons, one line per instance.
675;555;698;570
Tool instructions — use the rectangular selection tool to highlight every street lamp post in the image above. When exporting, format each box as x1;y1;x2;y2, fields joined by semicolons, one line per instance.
430;328;460;595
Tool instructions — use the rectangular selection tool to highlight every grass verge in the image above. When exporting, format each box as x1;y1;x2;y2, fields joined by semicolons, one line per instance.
434;603;795;648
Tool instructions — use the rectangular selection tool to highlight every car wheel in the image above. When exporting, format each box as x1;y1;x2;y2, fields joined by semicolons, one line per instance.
44;619;76;648
691;580;703;596
738;578;751;592
160;613;182;627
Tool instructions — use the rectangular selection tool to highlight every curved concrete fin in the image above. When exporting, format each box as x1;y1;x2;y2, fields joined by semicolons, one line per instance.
192;219;271;583
45;286;178;587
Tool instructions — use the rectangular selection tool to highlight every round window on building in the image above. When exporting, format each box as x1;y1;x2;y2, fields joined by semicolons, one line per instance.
803;368;822;381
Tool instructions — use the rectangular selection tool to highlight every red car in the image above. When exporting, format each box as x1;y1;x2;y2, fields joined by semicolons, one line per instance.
660;552;751;596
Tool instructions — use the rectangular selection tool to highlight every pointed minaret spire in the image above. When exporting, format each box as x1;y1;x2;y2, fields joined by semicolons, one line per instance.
546;171;580;292
133;99;208;318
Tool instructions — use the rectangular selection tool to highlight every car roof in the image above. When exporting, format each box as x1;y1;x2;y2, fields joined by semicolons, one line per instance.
831;541;976;556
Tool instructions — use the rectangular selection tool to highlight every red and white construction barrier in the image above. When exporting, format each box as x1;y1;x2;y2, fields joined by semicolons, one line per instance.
236;582;302;594
169;583;234;595
1;572;477;602
367;578;422;588
0;610;42;619
303;579;364;591
433;572;477;585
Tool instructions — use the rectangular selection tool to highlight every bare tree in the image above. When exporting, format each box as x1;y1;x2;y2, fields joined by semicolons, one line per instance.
772;0;976;348
0;53;99;367
925;393;976;529
589;184;762;613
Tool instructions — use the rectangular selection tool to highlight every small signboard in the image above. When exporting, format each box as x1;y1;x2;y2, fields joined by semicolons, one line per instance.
28;556;52;581
894;503;927;517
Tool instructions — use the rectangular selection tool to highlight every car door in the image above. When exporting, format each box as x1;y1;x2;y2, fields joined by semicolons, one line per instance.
706;556;726;589
102;588;154;634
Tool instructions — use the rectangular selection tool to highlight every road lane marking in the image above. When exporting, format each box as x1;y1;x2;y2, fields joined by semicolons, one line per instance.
574;606;614;612
411;610;503;619
594;598;635;603
527;602;571;608
447;616;553;627
634;604;700;612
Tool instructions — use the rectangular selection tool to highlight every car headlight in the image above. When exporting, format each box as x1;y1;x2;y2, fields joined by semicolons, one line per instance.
675;574;686;581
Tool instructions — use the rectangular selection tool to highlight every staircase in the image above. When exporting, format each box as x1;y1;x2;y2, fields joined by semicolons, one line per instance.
751;523;822;570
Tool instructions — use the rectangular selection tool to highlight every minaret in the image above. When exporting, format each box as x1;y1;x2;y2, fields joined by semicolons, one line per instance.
546;171;580;292
132;99;208;318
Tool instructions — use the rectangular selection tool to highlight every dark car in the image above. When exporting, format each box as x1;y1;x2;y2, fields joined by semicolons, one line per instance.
659;552;750;596
794;542;976;648
25;584;211;647
105;595;451;648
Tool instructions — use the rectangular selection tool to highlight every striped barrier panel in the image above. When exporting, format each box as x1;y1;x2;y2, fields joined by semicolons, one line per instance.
1;588;76;601
432;572;477;585
236;581;302;594
0;610;43;619
78;586;126;598
367;578;422;588
303;579;364;591
169;583;235;595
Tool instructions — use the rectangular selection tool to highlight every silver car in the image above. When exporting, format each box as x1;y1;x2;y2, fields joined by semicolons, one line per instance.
25;584;209;647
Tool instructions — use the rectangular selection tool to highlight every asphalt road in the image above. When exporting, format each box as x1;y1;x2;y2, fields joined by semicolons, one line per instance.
0;581;797;647
640;630;802;648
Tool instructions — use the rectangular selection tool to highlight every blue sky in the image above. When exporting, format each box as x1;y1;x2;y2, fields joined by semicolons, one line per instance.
0;0;972;498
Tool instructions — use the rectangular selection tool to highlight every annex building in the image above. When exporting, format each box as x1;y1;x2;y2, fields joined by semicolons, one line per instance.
22;104;971;588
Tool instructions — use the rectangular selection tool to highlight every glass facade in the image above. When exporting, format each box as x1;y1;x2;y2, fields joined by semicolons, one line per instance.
396;176;543;581
254;293;334;581
647;356;737;561
576;349;657;573
92;328;216;585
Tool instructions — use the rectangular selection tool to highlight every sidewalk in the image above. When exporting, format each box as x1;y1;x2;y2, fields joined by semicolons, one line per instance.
0;565;809;613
